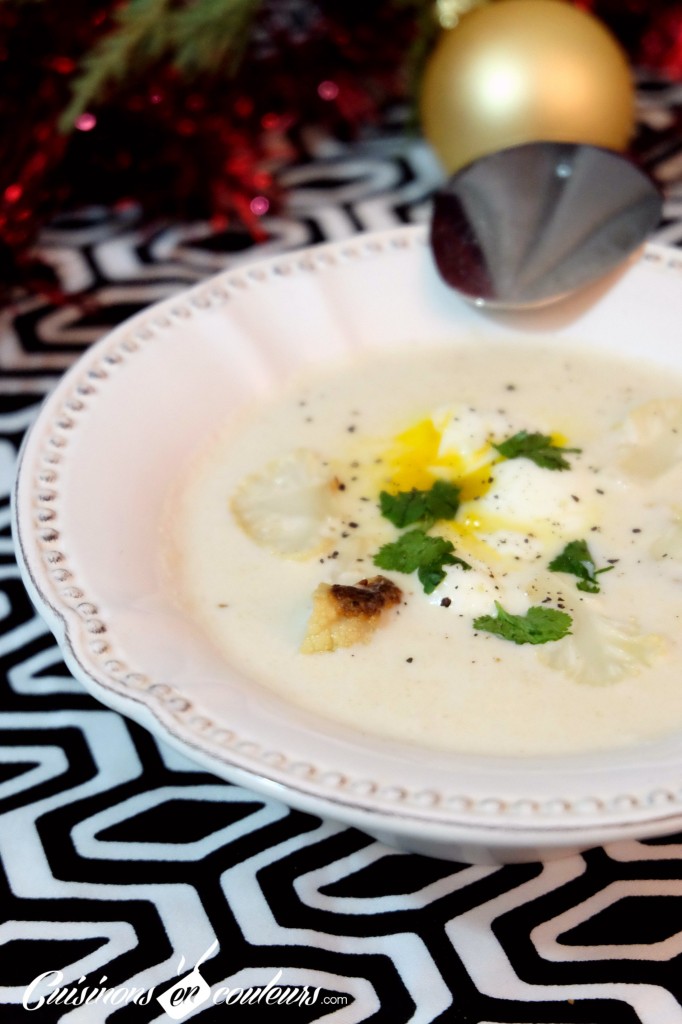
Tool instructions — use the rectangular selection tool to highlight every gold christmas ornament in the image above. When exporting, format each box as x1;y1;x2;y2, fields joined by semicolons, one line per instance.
420;0;636;173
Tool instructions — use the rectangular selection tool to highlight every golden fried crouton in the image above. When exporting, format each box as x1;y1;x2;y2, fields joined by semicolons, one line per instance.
301;575;402;653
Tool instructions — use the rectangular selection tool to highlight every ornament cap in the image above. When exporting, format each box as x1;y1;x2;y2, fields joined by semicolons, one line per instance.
436;0;489;30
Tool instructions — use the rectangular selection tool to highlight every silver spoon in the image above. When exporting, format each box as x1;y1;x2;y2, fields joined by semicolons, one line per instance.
430;141;663;309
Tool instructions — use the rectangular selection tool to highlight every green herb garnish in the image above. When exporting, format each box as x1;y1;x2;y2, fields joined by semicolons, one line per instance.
548;539;614;593
493;431;581;471
379;479;461;529
473;601;572;645
373;528;471;594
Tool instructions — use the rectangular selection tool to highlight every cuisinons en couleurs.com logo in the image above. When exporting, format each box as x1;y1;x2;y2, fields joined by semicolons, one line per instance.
22;940;351;1017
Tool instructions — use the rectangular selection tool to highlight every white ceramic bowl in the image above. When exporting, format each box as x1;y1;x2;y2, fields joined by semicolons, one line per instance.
13;226;682;864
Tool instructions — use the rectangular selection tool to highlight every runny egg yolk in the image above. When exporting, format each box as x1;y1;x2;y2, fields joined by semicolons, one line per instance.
379;418;493;501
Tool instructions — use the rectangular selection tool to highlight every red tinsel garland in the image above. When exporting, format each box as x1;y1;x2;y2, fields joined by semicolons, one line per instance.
584;1;682;78
0;0;420;293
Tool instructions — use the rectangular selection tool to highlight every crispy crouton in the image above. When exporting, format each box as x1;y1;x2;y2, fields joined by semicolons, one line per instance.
301;575;402;653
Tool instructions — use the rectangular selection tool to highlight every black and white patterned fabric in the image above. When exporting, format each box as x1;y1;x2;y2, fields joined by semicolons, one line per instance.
4;82;682;1023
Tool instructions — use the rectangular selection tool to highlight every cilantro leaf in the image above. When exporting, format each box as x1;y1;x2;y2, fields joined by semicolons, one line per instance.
473;601;572;645
493;431;581;471
379;479;461;529
548;539;614;594
373;528;471;594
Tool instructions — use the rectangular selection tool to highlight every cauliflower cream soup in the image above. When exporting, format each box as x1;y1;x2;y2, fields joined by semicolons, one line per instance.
168;340;682;757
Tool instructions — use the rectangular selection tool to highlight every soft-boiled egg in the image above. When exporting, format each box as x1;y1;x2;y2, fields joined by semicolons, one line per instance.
469;457;591;541
376;405;590;547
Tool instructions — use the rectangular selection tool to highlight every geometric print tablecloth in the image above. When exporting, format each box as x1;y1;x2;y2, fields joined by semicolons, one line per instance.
4;81;682;1023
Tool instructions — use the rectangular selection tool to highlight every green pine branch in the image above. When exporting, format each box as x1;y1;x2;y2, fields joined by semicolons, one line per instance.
391;0;441;116
171;0;262;76
58;0;173;132
58;0;263;134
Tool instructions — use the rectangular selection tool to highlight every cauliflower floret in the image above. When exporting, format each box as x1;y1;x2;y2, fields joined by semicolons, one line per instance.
231;449;337;558
539;599;665;685
619;398;682;479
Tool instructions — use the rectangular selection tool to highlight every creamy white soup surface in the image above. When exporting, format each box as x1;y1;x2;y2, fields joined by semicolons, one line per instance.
167;341;682;757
